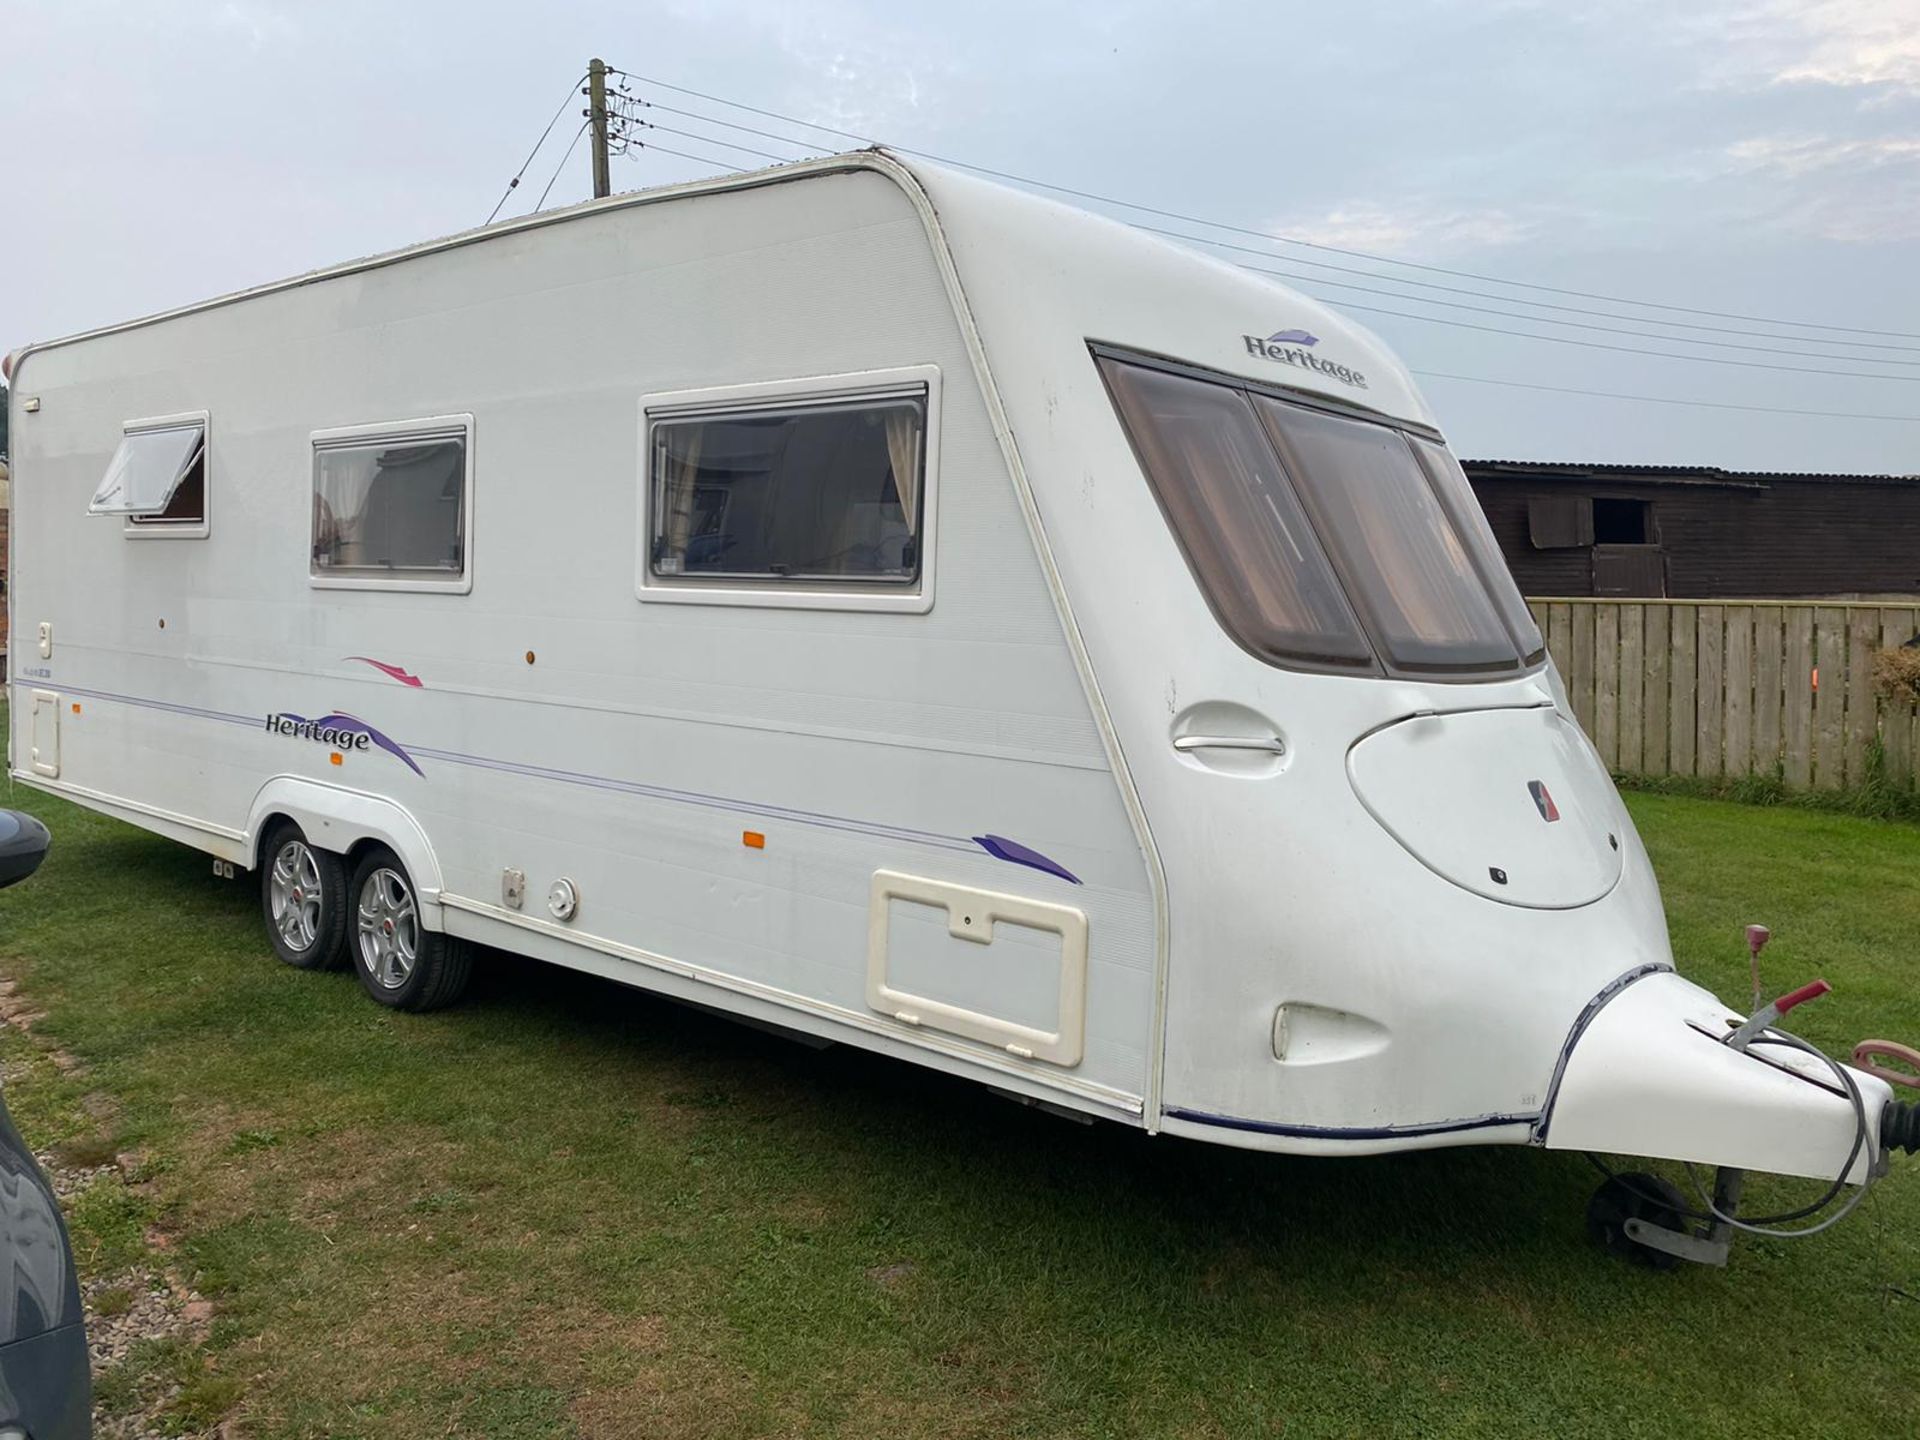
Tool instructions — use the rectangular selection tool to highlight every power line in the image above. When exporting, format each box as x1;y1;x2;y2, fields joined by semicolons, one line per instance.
1240;263;1920;366
595;99;1920;381
583;68;1918;424
643;99;837;159
1131;223;1920;355
1311;297;1920;383
632;138;757;173
486;72;588;225
532;122;590;214
1412;370;1920;425
603;66;1920;344
633;120;802;166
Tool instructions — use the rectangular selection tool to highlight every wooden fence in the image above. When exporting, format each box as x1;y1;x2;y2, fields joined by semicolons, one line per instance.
1526;599;1920;791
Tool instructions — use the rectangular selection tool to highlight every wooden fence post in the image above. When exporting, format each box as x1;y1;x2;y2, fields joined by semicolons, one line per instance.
1644;606;1670;774
1814;607;1847;789
1670;604;1697;776
1752;607;1783;780
1784;607;1815;788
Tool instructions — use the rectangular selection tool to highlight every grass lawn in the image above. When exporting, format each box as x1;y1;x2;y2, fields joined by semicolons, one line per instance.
0;781;1916;1437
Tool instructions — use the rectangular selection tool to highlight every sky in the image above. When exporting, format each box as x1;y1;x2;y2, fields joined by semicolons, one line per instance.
2;0;1916;472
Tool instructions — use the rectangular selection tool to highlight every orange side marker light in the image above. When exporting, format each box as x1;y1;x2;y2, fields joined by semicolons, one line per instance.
329;752;344;766
70;703;81;714
742;830;765;850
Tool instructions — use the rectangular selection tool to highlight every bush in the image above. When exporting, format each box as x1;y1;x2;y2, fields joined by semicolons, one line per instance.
1871;644;1920;707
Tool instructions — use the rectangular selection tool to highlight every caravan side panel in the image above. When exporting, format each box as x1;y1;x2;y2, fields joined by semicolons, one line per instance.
7;167;1158;1115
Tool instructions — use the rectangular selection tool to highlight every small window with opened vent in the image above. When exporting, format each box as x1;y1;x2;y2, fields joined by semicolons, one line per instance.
88;413;209;538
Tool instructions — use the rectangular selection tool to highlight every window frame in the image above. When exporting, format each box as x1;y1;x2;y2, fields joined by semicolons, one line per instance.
116;410;212;541
636;367;941;614
308;413;475;594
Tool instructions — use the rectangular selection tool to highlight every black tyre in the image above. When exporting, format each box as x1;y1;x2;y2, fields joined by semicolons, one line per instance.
1587;1171;1688;1270
348;845;472;1012
259;821;350;971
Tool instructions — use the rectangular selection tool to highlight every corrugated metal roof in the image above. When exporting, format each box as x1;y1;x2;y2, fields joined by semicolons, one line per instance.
1463;459;1920;488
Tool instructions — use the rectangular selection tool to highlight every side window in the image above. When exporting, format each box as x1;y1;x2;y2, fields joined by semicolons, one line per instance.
310;417;472;592
88;413;210;539
639;370;938;613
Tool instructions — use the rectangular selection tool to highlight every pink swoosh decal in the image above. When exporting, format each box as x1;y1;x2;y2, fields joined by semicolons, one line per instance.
346;656;424;688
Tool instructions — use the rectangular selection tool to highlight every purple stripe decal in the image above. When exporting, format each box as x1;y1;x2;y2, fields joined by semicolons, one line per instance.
13;679;1078;881
972;834;1081;885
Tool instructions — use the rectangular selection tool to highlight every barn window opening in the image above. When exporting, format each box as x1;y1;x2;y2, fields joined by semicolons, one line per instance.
89;421;205;519
311;420;470;587
1592;497;1651;545
648;393;925;586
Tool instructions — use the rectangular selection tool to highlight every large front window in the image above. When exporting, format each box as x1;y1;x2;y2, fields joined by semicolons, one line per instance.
1100;354;1541;677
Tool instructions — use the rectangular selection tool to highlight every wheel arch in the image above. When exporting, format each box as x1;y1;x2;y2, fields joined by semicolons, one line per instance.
245;776;446;927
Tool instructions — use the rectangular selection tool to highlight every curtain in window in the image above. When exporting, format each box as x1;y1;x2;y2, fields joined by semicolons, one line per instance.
658;426;705;572
884;407;920;533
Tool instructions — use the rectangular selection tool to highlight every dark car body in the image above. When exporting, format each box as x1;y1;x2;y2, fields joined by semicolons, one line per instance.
0;1087;89;1435
0;810;90;1437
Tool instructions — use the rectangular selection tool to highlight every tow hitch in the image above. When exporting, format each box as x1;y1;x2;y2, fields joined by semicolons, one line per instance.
1587;924;1917;1269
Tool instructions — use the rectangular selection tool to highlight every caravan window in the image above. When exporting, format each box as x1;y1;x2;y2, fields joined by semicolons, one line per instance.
1100;361;1374;670
91;417;208;534
1253;398;1522;674
648;395;925;587
1100;352;1540;679
311;418;471;590
1408;438;1544;661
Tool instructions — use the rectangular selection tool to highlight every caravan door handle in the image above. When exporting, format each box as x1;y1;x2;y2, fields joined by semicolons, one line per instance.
1172;734;1286;755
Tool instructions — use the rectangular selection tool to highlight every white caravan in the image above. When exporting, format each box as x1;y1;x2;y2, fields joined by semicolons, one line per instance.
8;152;1911;1264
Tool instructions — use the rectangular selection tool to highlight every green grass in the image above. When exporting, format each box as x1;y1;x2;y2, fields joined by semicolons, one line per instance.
1;780;1917;1437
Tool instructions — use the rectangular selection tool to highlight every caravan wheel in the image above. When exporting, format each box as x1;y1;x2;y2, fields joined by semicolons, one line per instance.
260;823;350;971
349;846;472;1012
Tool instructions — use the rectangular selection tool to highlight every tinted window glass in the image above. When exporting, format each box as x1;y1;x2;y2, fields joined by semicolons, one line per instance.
130;450;205;526
651;396;924;584
1252;397;1520;673
1101;359;1372;669
1410;438;1544;660
312;434;465;578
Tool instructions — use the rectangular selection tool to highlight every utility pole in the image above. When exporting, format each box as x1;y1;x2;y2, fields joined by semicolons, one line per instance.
588;57;611;199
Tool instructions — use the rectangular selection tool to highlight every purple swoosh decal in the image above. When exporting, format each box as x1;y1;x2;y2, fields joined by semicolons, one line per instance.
284;711;426;777
972;834;1081;885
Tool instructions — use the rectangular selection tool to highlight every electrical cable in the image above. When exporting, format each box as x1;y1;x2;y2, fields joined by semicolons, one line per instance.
1297;298;1920;384
609;108;1920;385
486;72;588;225
1236;264;1920;366
633;138;754;173
593;72;1920;425
641;99;838;159
531;122;590;214
1583;1022;1878;1240
1129;223;1920;355
1409;370;1920;425
634;121;802;166
602;65;1920;342
1682;1030;1877;1237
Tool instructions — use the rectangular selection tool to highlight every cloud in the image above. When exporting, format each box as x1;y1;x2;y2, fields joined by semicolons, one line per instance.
1767;0;1920;94
1726;133;1920;177
1697;0;1920;97
1263;201;1538;258
1722;131;1920;240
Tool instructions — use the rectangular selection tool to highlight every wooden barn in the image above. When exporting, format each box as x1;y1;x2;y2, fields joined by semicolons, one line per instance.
1463;460;1920;600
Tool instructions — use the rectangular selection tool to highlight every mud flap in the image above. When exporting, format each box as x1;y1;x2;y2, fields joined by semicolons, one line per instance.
1539;971;1888;1184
